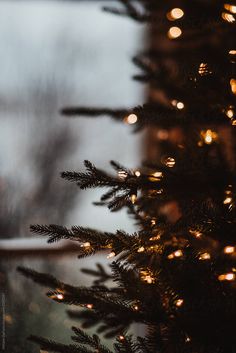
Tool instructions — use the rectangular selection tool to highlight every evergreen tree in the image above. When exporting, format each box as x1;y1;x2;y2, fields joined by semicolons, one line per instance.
18;1;236;352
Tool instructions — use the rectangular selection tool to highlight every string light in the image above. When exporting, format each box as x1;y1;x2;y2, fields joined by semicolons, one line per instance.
189;229;202;238
124;113;138;124
157;129;169;140
134;170;141;177
218;273;235;281
230;78;236;94
164;157;176;168
81;242;91;248
168;26;182;39
56;293;64;300
137;246;145;253
153;171;163;178
107;252;116;259
226;107;234;119
167;8;184;21
224;246;235;254
224;4;236;13
168;249;183;259
151;219;156;226
149;235;161;241
200;129;218;145
119;335;125;341
176;101;184;109
199;252;211;260
140;270;154;284
224;186;233;206
224;196;233;204
86;304;93;309
149;171;163;182
145;276;154;284
171;99;184;109
130;194;137;204
175;299;184;307
229;50;236;63
118;170;128;180
185;336;191;343
222;12;235;22
133;305;139;311
198;63;212;76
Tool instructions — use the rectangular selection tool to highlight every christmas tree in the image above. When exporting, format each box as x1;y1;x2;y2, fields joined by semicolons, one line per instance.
18;1;236;352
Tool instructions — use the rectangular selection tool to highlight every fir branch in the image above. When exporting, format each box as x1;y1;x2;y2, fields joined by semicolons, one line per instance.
30;224;73;243
17;266;73;292
81;263;112;286
71;327;113;353
28;335;84;353
102;0;149;23
61;106;127;119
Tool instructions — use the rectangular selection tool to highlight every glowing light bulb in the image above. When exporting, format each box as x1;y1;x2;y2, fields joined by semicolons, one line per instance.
229;50;236;55
198;63;212;76
137;246;145;253
168;26;182;39
133;305;139;311
125;114;138;124
226;108;234;118
174;250;183;257
224;4;236;13
168;250;183;259
167;8;184;20
149;235;161;241
200;129;218;145
176;299;184;307
145;276;153;284
230;79;236;94
81;242;91;248
171;8;184;19
119;335;125;341
135;170;141;177
189;229;202;238
118;170;128;179
140;270;154;284
176;101;184;109
153;171;163;178
222;12;235;22
107;252;116;259
56;293;64;300
218;273;235;281
224;196;232;204
199;252;211;260
224;246;235;254
86;304;93;309
130;194;137;204
157;129;169;140
164;157;175;168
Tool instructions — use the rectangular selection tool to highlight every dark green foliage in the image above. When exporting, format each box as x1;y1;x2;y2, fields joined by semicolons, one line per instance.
18;1;236;353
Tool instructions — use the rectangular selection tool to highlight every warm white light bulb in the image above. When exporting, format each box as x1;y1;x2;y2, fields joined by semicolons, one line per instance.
56;293;64;300
224;246;235;254
125;114;138;124
168;26;182;39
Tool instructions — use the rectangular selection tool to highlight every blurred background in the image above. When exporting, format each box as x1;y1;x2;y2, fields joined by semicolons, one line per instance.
0;1;145;352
